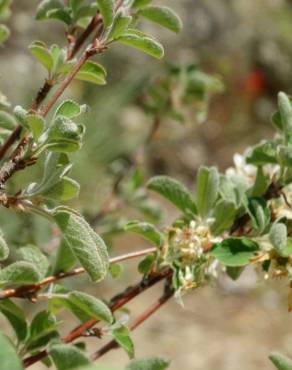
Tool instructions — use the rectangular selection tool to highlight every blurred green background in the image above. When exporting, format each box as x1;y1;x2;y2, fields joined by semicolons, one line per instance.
2;1;292;369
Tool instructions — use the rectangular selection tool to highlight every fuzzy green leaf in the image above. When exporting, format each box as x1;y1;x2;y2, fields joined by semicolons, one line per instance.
269;352;292;370
125;221;163;246
26;113;45;139
137;6;182;33
53;207;109;282
196;166;219;218
55;100;86;119
43;176;80;201
278;92;292;141
0;261;41;286
126;357;170;370
269;223;287;255
147;175;197;217
49;343;91;370
54;239;77;273
112;326;135;359
117;30;164;59
18;246;49;278
68;291;113;323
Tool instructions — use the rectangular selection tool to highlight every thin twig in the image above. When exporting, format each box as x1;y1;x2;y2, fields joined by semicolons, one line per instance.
23;269;172;368
91;286;174;361
0;247;157;300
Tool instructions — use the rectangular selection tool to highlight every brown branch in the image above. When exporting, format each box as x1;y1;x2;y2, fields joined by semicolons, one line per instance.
23;269;172;368
0;247;157;300
91;285;174;361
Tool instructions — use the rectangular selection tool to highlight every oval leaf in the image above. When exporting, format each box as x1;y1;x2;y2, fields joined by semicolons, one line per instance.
210;237;259;267
53;207;109;282
125;221;163;247
49;343;91;370
68;291;113;323
0;261;41;286
147;175;197;217
138;6;182;33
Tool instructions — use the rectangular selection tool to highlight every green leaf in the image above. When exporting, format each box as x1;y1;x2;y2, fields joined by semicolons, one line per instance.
210;237;260;267
0;229;9;261
125;221;163;246
211;200;236;235
26;113;45;139
138;253;156;274
47;8;72;25
53;207;109;282
0;24;10;42
147;176;197;217
26;310;59;351
246;141;278;165
269;352;292;370
117;30;164;59
30;310;57;339
0;261;41;286
112;326;135;359
68;291;113;323
49;343;91;370
55;100;86;119
29;41;53;71
46;116;85;153
0;332;23;370
269;223;287;255
26;330;59;352
196;166;219;218
251;167;269;197
65;61;107;85
96;0;114;27
13;105;28;128
54;239;77;273
108;14;132;40
25;153;72;197
126;357;170;370
248;198;270;234
0;300;27;342
132;0;153;9
43;176;80;201
36;0;63;20
18;246;49;278
278;92;292;141
137;6;182;33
